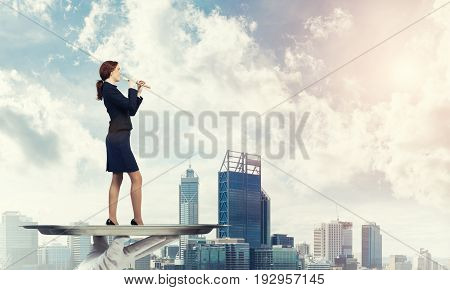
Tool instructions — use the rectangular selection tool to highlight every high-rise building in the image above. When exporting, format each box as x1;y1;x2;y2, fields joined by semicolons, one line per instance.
68;221;91;269
417;248;432;270
261;189;271;246
361;223;382;269
389;255;412;270
0;211;38;270
178;164;199;261
38;243;71;270
271;234;294;248
218;150;263;249
340;221;353;257
313;220;353;264
314;225;325;259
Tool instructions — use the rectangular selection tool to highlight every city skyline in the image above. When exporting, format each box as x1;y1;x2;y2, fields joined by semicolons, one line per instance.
1;146;447;270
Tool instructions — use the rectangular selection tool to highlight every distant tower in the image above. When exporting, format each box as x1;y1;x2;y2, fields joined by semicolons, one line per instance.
178;162;199;261
361;223;382;269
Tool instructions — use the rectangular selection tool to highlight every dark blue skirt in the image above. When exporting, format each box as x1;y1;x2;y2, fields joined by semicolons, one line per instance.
105;130;139;173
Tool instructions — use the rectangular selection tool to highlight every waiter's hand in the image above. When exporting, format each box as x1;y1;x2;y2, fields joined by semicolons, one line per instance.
76;235;177;270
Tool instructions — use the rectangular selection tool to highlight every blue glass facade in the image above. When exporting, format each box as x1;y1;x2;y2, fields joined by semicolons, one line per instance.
362;223;382;269
185;243;226;270
261;190;271;246
251;246;298;270
271;234;294;248
218;151;264;249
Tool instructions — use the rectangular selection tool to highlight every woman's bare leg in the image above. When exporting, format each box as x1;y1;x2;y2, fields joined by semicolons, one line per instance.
128;170;143;225
108;172;123;224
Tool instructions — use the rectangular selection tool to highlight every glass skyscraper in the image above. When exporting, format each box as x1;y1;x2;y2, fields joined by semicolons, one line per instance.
362;223;382;269
178;163;199;261
218;150;267;249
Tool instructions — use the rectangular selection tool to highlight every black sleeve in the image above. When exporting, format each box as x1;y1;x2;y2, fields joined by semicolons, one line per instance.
105;86;141;116
136;96;143;113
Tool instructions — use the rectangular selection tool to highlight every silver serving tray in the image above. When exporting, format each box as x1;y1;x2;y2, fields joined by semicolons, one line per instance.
22;224;226;236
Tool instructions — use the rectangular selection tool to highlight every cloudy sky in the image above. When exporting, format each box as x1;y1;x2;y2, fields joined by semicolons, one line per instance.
0;0;449;263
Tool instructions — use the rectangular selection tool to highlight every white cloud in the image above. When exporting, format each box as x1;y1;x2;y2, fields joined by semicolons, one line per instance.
73;0;449;215
0;68;106;223
304;7;353;39
7;0;56;24
76;0;111;50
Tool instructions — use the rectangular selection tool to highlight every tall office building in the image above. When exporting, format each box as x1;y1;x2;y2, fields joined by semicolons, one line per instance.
261;189;271;246
38;243;71;270
271;234;294;248
341;221;353;257
417;248;432;270
313;220;353;264
0;211;38;270
218;150;264;249
178;164;199;261
313;225;325;259
68;221;91;269
361;223;382;269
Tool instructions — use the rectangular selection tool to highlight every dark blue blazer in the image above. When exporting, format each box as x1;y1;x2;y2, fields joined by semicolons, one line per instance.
102;81;143;133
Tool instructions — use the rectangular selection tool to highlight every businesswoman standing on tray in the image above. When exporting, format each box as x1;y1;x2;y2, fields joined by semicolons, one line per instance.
96;60;146;226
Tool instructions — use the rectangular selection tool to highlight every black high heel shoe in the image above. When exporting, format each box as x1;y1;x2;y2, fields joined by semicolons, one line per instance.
106;218;116;225
131;219;138;225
